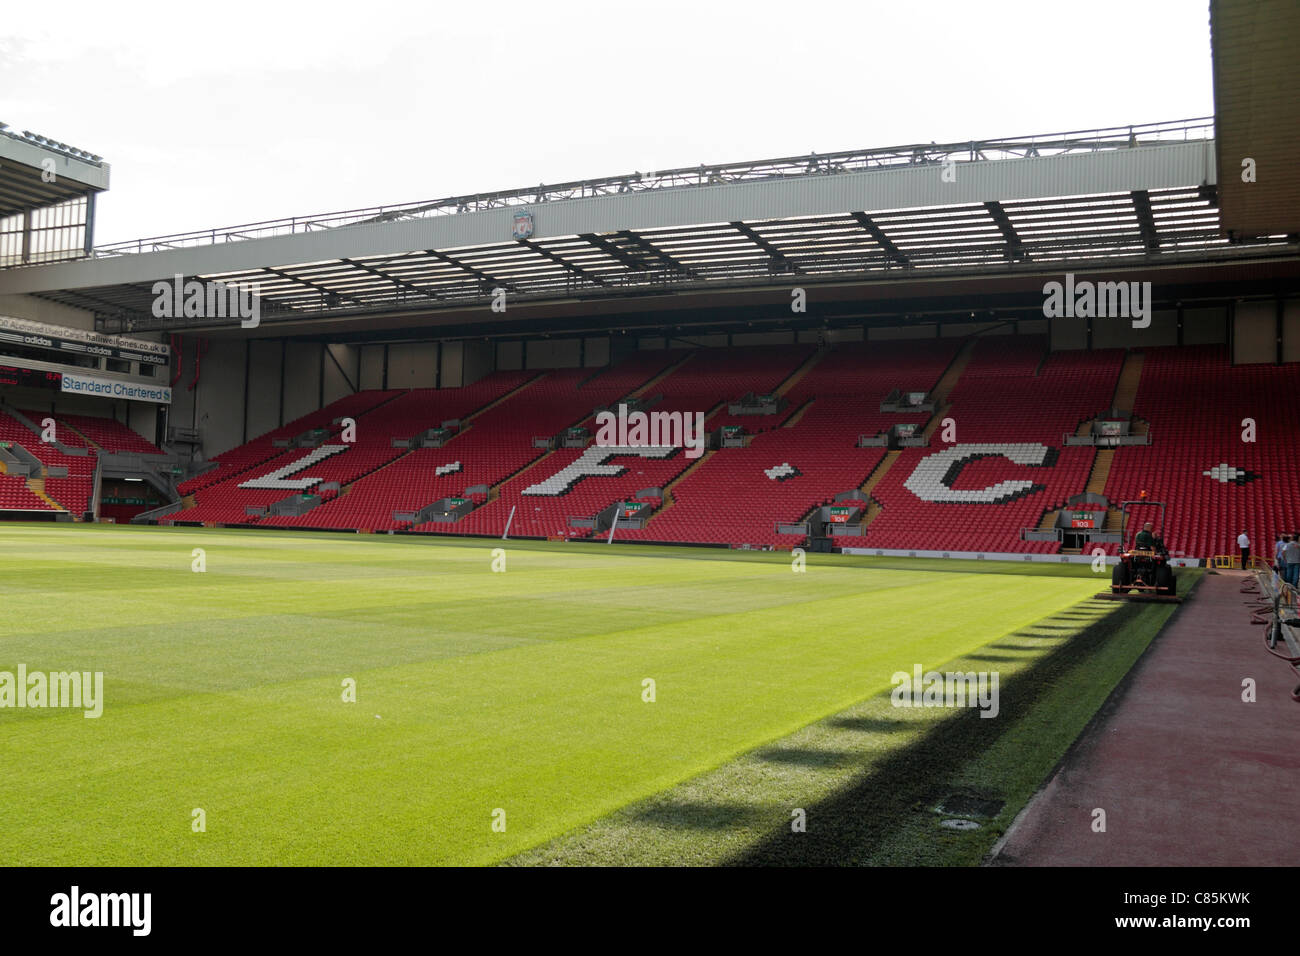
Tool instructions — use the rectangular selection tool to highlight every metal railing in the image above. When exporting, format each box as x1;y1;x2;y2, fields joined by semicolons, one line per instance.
88;118;1214;259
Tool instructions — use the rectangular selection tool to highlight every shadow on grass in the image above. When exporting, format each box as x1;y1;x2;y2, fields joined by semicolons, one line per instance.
824;716;910;733
755;747;858;769
632;801;769;831
722;600;1142;866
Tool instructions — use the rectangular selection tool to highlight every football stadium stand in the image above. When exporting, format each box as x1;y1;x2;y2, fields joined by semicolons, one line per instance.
124;333;1292;564
2;331;1297;563
862;338;1124;554
1101;345;1300;561
615;339;958;548
41;411;163;454
167;373;534;525
269;351;680;532
446;345;815;539
0;409;96;515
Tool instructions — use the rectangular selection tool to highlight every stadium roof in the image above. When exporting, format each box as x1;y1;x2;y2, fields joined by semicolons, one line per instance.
0;124;108;217
1210;0;1300;237
3;117;1296;338
0;125;110;266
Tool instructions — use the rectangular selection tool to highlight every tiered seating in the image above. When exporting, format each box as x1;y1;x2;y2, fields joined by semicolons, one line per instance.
615;340;957;546
287;353;678;532
112;336;1300;557
0;411;95;515
0;474;52;511
862;340;1123;554
39;412;162;454
1102;345;1300;560
446;346;814;538
176;390;402;496
166;375;533;525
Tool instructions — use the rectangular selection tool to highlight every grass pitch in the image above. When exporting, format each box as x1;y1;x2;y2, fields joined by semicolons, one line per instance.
0;524;1178;866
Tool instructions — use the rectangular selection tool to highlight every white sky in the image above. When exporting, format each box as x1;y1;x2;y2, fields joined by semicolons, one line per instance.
2;0;1214;245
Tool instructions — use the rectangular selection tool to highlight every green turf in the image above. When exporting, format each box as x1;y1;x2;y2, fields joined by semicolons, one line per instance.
510;590;1192;865
0;523;1140;865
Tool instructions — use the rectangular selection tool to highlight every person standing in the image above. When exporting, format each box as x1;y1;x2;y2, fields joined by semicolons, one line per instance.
1285;535;1300;588
1238;531;1251;569
1276;534;1288;574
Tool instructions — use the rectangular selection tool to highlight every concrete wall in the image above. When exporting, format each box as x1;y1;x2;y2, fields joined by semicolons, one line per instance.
1184;306;1228;345
869;324;937;340
388;342;438;389
462;340;494;383
1049;314;1087;350
733;331;796;346
796;327;864;344
169;337;361;458
187;338;245;461
525;338;581;369
322;343;355;406
246;339;281;443
584;336;610;367
1092;309;1178;349
0;293;97;331
439;341;462;388
672;334;727;348
1233;301;1275;365
282;341;322;424
359;344;385;390
126;401;158;445
1283;301;1300;363
496;340;523;370
941;321;1013;338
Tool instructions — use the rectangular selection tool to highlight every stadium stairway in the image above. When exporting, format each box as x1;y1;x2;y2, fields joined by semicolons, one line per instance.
450;346;815;540
175;389;408;498
45;412;164;455
1111;350;1145;412
775;349;827;397
0;455;53;511
25;475;66;514
0;407;95;517
1099;344;1300;561
1085;449;1115;495
861;338;1125;554
618;339;958;548
289;351;682;533
642;449;715;525
841;339;979;541
169;376;534;526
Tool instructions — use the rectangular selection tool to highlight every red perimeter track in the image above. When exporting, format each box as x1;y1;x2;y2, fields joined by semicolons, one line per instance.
993;571;1300;866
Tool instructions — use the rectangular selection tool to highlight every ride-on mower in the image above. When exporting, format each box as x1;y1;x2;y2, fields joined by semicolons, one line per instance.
1097;498;1182;603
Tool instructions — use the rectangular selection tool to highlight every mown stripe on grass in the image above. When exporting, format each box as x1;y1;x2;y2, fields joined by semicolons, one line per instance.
508;578;1196;866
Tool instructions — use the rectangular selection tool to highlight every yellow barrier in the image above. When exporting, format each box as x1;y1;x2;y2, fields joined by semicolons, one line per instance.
1211;554;1239;569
